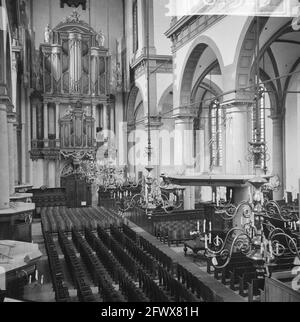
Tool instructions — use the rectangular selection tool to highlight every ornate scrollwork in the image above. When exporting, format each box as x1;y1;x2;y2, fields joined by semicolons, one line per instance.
206;228;252;269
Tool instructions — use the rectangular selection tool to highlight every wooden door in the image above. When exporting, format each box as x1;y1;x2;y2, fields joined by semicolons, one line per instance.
61;174;91;208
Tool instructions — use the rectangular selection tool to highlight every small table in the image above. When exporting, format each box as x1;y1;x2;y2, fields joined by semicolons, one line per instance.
184;237;206;261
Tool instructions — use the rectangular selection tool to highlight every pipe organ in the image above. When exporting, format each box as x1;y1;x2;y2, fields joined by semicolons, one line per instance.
39;11;109;97
30;10;115;188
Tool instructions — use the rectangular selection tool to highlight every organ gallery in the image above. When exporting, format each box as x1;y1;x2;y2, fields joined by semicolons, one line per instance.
0;0;300;304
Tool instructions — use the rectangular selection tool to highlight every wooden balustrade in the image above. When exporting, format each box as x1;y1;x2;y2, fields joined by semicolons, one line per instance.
28;188;67;209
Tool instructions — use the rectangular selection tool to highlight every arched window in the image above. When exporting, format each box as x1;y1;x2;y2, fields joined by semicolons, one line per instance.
209;99;223;168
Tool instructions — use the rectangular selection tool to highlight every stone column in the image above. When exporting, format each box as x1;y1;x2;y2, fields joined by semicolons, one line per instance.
92;104;97;139
118;121;128;168
55;102;60;147
271;114;284;200
55;159;60;188
110;104;115;133
7;109;16;196
127;124;136;177
32;104;37;140
199;108;213;202
174;108;197;210
91;48;100;95
11;55;18;112
224;101;251;175
145;116;162;178
0;102;10;209
203;107;211;173
103;104;109;132
44;102;49;147
13;122;19;185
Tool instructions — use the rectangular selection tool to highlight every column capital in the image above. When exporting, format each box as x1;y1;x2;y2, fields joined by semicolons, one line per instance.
6;105;17;123
0;94;12;107
269;113;284;121
145;116;163;129
7;112;17;124
220;99;253;108
173;105;198;120
127;123;136;133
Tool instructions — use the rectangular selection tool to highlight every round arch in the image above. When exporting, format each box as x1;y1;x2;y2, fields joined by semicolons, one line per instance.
179;35;225;107
158;84;173;114
235;17;294;91
126;84;144;124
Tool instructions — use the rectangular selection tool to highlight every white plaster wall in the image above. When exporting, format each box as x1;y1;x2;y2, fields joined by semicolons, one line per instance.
285;72;300;194
156;74;173;107
33;159;44;188
153;0;172;55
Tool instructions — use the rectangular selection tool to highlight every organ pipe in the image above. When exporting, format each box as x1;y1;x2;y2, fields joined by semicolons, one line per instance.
69;32;82;93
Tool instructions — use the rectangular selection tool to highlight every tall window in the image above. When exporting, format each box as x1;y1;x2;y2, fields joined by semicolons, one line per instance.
251;86;266;168
132;0;139;53
209;100;223;168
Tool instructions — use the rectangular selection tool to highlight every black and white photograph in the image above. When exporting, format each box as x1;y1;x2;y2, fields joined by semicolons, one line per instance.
0;0;300;305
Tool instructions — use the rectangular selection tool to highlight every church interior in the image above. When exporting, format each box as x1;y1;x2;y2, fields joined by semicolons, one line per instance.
0;0;300;303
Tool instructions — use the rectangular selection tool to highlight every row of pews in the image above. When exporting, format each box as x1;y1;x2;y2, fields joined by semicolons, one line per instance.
44;232;70;302
127;206;230;247
41;206;209;302
41;206;123;233
207;253;296;302
41;206;246;302
58;231;100;302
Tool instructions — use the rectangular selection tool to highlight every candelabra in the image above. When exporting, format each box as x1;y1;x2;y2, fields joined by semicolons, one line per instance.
204;177;300;271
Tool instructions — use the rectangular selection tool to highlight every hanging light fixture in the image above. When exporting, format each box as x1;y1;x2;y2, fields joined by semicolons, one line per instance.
246;16;270;174
114;0;182;216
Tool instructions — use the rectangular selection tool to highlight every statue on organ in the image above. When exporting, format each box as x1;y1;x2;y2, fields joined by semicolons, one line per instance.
44;24;52;43
97;30;105;47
